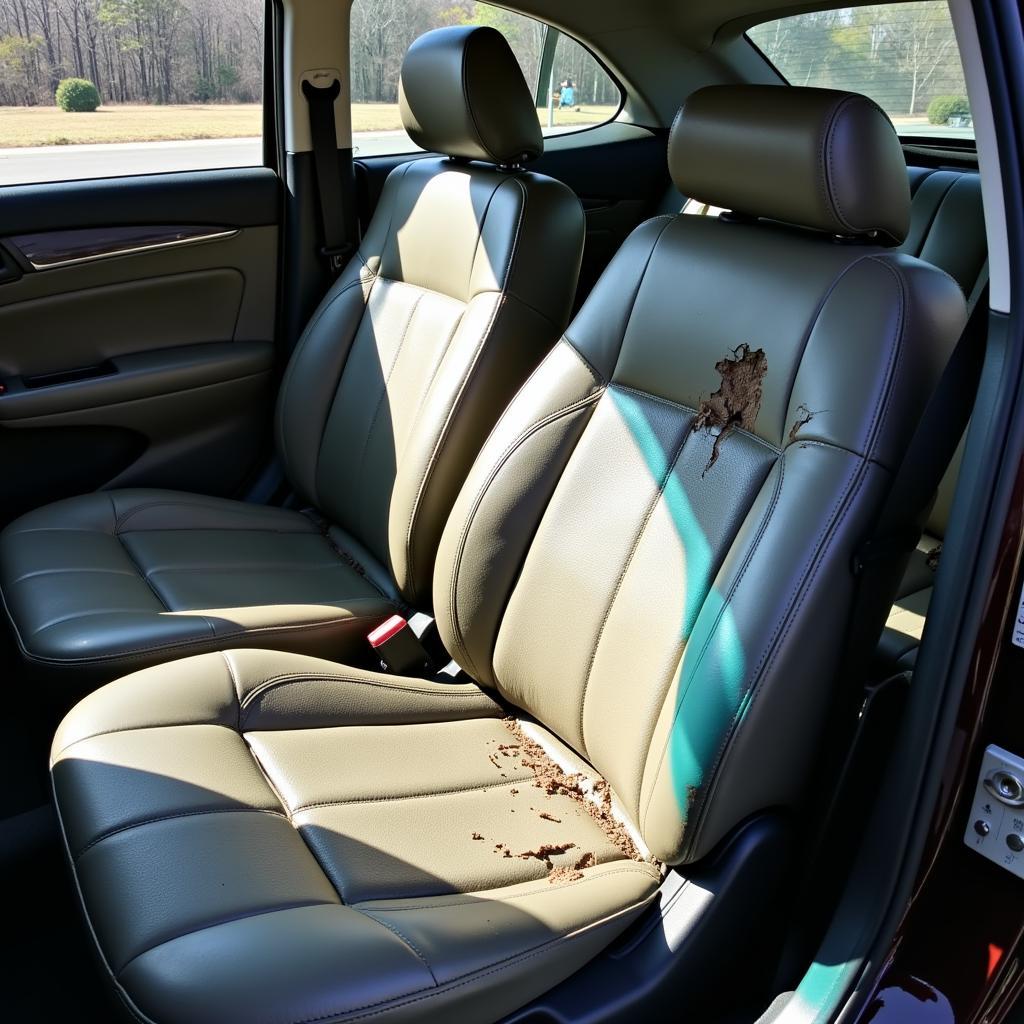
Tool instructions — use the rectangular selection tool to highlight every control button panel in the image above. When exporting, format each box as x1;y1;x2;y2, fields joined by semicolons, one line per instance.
965;744;1024;879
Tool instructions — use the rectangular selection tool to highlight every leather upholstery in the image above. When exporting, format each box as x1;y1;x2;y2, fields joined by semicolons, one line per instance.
399;26;543;164
51;650;660;1023
0;34;584;685
51;89;967;1021
0;491;398;684
670;85;910;243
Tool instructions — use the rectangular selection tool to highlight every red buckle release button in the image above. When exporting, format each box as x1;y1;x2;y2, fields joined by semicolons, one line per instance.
368;614;408;649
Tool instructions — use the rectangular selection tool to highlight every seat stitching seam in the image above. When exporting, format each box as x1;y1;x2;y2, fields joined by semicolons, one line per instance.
397;306;468;461
315;526;396;604
276;273;378;485
238;672;495;725
113;899;340;981
577;420;692;755
821;95;855;231
610;382;782;454
560;335;606;385
75;807;287;857
445;393;603;679
220;650;242;732
356;865;660;911
243;735;295;819
607;215;675;383
353;289;425;542
114;499;301;533
280;886;657;1024
686;457;867;856
111;531;172;613
353;909;437;984
638;453;786;838
22;612;387;666
289;778;535;813
910;173;961;257
403;175;526;603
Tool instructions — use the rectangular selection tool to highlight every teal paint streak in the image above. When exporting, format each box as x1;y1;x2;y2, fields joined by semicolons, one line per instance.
610;387;748;822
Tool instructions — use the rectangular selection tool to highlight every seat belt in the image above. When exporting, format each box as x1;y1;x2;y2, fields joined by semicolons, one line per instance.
301;78;359;275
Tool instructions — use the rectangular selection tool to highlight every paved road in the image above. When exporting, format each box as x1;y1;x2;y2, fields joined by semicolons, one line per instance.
0;124;976;187
0;130;414;186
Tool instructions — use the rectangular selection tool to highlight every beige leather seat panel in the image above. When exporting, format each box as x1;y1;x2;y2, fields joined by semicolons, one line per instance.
52;649;659;1023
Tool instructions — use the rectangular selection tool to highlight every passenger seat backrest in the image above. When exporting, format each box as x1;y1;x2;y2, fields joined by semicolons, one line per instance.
276;26;584;607
435;85;967;865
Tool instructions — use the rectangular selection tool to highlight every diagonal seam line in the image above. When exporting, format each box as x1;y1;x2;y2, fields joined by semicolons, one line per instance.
289;777;535;814
577;407;693;756
75;807;287;858
113;899;339;979
355;908;438;985
354;287;426;541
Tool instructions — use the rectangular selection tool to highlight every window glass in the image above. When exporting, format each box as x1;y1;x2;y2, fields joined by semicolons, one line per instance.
747;2;972;141
0;0;264;186
349;0;621;157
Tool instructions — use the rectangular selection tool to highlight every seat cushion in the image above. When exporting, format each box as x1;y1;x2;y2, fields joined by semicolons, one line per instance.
1;490;400;686
50;649;660;1024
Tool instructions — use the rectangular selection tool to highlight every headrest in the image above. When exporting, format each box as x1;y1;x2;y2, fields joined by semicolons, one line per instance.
669;85;910;244
399;26;543;165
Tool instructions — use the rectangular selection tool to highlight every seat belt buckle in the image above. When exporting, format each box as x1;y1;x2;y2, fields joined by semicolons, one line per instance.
368;614;433;675
321;243;355;274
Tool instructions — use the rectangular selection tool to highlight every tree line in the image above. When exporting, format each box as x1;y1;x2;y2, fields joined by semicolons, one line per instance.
0;0;263;106
1;0;963;116
350;1;617;108
749;2;967;117
0;0;618;111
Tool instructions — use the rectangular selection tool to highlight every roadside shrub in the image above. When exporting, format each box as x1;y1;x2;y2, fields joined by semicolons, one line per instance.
56;78;100;113
927;95;970;125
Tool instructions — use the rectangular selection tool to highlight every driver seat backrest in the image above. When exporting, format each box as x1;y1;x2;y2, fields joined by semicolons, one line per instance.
434;85;968;864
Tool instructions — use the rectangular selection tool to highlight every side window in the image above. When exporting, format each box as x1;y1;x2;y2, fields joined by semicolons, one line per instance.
747;2;971;142
0;0;265;187
349;0;621;158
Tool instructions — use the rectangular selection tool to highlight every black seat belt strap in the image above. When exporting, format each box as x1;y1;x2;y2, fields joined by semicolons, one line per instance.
301;78;359;274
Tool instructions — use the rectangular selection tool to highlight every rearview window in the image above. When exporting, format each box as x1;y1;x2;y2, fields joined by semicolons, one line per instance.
747;2;972;142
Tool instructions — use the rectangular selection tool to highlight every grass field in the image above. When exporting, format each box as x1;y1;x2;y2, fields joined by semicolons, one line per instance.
0;102;618;148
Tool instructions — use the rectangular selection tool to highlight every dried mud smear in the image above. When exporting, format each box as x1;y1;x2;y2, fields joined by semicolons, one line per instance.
692;343;768;474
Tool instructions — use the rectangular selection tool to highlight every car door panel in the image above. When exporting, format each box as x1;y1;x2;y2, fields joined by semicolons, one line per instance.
0;168;281;526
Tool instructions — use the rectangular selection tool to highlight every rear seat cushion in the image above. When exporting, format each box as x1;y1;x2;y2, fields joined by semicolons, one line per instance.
0;490;399;685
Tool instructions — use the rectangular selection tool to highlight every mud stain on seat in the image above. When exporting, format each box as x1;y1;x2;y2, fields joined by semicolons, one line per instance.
692;343;768;474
